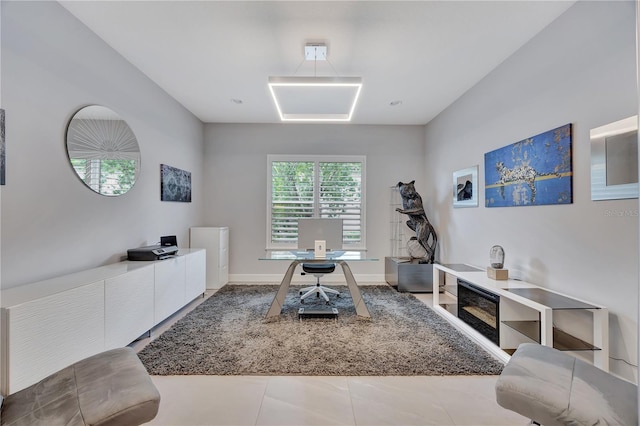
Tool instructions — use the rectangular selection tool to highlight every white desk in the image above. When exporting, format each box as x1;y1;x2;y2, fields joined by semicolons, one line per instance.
260;251;378;319
432;263;609;370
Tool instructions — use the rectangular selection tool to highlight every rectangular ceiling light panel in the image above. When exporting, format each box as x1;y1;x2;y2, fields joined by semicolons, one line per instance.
268;76;362;122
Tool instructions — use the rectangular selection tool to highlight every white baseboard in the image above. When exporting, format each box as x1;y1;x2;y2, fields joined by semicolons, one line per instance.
228;274;385;285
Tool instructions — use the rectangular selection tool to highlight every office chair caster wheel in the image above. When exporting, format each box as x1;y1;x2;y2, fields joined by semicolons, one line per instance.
336;294;341;298
300;299;304;304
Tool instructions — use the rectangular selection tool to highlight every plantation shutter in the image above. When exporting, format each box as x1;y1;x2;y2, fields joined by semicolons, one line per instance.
269;156;365;248
270;161;314;245
319;162;362;245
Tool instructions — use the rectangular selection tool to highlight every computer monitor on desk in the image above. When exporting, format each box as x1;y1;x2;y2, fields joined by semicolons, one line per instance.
297;218;343;252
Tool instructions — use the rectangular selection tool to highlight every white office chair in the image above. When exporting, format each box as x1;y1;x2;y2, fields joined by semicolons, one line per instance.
299;263;340;304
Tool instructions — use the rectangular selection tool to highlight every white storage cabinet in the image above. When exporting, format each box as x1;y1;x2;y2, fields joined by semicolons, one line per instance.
0;249;205;394
190;227;229;288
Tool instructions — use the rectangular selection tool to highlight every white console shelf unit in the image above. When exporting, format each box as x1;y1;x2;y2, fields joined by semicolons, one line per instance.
0;248;206;394
432;263;609;371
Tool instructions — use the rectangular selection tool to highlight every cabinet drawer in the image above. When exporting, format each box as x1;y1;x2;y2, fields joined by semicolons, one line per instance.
154;256;186;324
186;249;206;300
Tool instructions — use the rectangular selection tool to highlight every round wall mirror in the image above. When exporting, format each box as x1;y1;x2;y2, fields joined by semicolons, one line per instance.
66;105;141;196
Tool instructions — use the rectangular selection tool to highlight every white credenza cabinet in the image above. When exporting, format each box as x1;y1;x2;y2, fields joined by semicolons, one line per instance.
0;249;205;394
190;227;229;289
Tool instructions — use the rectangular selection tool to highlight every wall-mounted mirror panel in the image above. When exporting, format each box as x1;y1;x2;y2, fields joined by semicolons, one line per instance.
590;115;638;200
66;105;141;196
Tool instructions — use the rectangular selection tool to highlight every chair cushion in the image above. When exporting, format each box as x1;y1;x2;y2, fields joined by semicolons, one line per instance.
302;263;336;274
496;343;637;426
1;347;160;426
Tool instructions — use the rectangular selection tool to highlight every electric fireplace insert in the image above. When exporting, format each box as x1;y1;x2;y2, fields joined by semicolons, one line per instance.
457;279;500;345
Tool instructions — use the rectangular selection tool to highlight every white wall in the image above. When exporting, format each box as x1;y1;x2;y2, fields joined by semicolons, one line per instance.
1;1;204;288
424;0;638;381
202;123;426;282
637;0;640;408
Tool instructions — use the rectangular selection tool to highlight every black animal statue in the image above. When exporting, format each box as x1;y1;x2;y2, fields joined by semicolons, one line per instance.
396;181;438;263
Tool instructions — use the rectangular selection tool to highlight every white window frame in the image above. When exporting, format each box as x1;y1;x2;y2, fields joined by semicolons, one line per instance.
266;154;366;250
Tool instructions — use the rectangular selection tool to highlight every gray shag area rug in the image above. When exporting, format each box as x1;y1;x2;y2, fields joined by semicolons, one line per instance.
137;284;504;376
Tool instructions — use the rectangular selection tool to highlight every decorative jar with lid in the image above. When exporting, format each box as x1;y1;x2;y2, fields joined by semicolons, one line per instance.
490;245;505;269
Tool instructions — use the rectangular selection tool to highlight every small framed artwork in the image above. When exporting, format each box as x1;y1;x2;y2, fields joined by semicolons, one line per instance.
453;165;478;208
160;164;191;202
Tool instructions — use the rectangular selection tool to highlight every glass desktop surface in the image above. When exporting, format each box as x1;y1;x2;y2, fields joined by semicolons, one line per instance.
260;250;378;261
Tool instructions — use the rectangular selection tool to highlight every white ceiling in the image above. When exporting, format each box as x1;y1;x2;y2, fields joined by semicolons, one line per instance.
60;1;576;125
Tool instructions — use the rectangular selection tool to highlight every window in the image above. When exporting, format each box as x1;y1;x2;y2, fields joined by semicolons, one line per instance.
267;155;366;249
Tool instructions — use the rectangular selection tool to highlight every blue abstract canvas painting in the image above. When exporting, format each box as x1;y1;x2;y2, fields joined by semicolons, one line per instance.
485;124;572;207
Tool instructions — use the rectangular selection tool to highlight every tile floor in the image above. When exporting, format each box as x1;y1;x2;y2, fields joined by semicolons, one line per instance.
131;288;530;426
